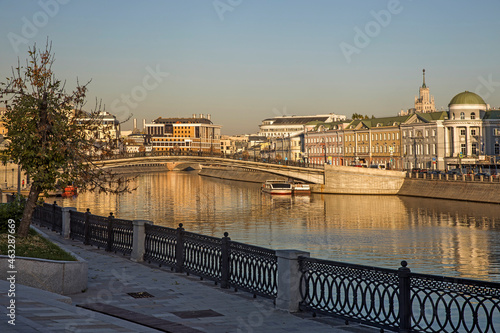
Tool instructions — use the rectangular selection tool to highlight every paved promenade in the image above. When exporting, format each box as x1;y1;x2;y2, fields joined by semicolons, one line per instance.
1;227;380;333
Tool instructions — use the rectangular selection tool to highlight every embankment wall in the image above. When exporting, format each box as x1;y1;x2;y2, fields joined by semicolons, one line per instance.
398;179;500;204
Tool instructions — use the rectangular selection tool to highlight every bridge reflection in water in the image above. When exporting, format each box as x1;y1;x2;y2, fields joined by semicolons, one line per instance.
56;170;500;281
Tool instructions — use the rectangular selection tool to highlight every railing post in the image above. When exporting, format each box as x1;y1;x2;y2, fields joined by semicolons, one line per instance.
131;220;152;262
398;260;412;333
61;207;76;239
83;209;91;245
221;232;231;288
52;201;57;231
175;223;185;273
276;250;310;312
106;212;114;252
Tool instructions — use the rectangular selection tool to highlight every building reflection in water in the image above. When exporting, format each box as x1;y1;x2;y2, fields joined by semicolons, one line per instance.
57;171;500;281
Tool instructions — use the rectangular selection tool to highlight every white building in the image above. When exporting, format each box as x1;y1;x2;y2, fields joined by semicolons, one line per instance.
258;113;346;138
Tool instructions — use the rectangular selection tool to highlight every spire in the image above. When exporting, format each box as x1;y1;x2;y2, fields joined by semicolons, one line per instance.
422;69;426;88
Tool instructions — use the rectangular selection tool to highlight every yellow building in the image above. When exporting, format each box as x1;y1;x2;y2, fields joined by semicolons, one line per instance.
145;114;221;154
0;107;7;136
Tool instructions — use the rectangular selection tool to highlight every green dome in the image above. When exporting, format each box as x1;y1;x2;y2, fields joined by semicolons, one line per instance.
449;91;486;106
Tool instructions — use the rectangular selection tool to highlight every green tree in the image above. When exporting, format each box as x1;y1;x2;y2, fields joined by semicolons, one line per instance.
0;42;131;237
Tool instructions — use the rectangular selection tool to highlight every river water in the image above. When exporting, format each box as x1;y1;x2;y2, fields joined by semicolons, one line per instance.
54;170;500;282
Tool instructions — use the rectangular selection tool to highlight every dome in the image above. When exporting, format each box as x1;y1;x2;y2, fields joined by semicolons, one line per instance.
449;91;486;106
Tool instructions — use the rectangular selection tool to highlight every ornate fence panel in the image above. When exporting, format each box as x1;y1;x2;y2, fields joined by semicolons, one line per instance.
144;224;177;267
183;231;222;282
33;203;55;229
88;214;109;249
110;218;133;256
410;273;500;333
299;257;400;332
229;241;277;299
52;205;63;233
69;210;86;242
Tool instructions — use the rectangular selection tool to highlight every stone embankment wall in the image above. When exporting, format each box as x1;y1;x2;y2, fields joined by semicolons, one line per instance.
398;179;500;204
199;166;287;183
315;165;406;195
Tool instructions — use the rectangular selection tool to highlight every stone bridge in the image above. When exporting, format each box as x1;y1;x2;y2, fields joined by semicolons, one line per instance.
96;156;325;184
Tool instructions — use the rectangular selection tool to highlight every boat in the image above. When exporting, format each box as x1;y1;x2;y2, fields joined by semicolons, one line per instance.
61;185;78;198
261;180;292;195
292;183;311;195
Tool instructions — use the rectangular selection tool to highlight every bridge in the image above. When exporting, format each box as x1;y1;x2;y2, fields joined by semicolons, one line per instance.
96;155;325;184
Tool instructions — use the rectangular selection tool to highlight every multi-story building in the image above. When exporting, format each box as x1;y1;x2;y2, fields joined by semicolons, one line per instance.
342;116;410;168
304;122;348;166
400;69;436;116
144;114;221;154
401;112;448;170
414;69;436;113
0;107;7;136
442;91;500;170
258;113;346;138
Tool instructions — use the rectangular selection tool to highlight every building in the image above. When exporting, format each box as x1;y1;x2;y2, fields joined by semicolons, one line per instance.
401;112;448;170
0;107;7;136
342;116;410;168
144;114;221;154
258;113;347;138
414;69;436;113
304;121;348;166
400;69;436;116
442;91;499;170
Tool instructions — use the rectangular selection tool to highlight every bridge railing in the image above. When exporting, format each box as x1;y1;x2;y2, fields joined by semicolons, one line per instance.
91;151;327;170
32;203;500;332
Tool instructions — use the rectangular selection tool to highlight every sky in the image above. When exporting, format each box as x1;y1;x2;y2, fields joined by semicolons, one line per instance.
1;0;500;135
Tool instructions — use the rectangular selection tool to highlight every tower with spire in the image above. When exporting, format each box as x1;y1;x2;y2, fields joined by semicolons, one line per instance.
414;69;436;113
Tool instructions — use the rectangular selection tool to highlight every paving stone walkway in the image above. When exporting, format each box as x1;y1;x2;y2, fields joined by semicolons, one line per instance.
0;227;381;332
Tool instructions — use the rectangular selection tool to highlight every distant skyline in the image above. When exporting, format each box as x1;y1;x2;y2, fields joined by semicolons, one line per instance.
1;0;500;135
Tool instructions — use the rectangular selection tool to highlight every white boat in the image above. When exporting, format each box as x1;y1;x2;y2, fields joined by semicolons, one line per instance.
261;180;292;195
292;183;311;195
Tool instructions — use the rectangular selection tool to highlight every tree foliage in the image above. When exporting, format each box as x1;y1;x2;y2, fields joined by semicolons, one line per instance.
0;42;132;237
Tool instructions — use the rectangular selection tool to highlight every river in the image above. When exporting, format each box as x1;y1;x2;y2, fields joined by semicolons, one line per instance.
54;170;500;282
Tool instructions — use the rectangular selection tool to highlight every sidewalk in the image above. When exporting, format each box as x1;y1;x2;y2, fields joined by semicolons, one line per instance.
1;227;380;333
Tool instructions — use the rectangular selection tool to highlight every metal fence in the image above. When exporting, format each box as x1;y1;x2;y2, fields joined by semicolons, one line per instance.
144;224;278;299
32;204;500;331
32;202;63;233
299;258;500;333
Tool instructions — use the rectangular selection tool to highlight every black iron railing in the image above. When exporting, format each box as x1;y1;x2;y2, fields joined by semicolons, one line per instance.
69;210;86;242
143;224;278;298
32;204;500;331
230;240;277;298
144;223;177;266
299;256;400;332
299;258;500;333
410;272;500;332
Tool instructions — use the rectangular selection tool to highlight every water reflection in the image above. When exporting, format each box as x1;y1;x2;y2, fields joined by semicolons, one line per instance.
56;171;500;281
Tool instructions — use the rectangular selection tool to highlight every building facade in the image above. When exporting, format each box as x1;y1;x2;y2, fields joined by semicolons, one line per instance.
258;113;347;138
144;114;221;154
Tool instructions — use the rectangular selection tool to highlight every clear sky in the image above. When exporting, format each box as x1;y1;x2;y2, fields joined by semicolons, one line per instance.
1;0;500;135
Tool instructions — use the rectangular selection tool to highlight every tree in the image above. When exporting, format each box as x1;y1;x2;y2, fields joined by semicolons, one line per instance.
0;42;132;237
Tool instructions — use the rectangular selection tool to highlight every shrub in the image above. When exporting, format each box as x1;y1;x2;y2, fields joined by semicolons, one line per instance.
0;195;25;233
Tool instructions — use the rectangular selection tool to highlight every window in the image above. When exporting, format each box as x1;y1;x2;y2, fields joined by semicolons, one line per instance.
472;144;477;155
495;143;499;155
471;129;476;136
432;129;436;137
460;129;466;136
461;144;466;155
460;112;465;120
471;112;476;120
